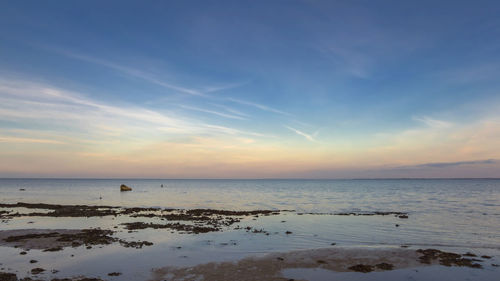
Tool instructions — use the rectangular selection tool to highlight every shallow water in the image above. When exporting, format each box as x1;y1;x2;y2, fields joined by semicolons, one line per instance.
2;179;499;248
1;179;500;280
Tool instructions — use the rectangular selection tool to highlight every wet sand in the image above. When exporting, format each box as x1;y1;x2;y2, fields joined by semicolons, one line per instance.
151;247;489;281
151;247;421;281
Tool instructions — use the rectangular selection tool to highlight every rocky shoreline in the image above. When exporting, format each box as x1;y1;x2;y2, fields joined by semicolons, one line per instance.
1;202;497;281
0;202;281;233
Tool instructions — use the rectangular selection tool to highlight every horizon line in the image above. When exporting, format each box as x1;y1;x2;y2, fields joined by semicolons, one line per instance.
1;177;500;180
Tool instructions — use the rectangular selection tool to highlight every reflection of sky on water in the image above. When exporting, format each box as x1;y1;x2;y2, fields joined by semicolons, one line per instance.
1;179;499;280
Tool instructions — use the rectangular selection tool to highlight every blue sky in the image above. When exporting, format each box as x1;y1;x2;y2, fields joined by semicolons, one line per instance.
1;0;500;178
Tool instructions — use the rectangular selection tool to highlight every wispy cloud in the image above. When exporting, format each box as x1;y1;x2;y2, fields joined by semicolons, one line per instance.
203;124;268;138
48;47;207;96
208;103;249;118
413;116;453;128
439;62;500;84
179;105;247;120
398;159;498;169
0;136;66;144
0;82;189;130
47;48;263;117
322;46;373;79
38;47;290;125
227;98;290;116
0;77;265;141
285;126;316;142
202;80;250;93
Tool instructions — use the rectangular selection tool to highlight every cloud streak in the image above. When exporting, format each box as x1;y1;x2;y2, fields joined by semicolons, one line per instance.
412;159;498;168
0;77;266;141
49;47;207;96
41;47;297;128
413;116;453;128
322;45;373;79
285;126;316;142
208;103;250;118
0;136;66;144
227;98;290;116
179;105;247;120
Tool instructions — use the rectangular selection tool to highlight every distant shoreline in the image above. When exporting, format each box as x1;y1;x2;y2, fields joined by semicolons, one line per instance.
1;177;500;180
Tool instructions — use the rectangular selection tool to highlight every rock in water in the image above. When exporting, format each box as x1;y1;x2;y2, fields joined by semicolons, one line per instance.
120;184;132;191
0;272;17;281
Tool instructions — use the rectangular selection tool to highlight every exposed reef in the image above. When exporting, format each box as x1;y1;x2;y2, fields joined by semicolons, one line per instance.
416;249;483;268
0;229;152;251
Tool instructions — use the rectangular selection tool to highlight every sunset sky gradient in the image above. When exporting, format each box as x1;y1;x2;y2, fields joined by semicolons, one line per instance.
1;0;500;178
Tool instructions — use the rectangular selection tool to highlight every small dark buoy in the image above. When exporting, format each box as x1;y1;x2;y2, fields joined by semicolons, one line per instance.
161;184;163;188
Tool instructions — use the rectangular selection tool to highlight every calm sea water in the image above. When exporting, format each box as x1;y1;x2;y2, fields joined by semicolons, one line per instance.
1;178;500;248
1;179;499;280
1;178;499;212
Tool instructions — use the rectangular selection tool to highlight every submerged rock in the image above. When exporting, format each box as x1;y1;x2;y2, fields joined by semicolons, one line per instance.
375;262;394;270
30;268;45;274
120;184;132;192
416;249;482;268
0;272;17;281
348;264;374;273
43;246;63;252
121;221;218;234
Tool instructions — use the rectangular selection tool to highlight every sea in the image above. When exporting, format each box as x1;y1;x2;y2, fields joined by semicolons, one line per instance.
1;178;499;280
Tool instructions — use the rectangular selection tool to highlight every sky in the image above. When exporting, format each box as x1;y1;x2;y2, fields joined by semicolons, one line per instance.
0;0;500;178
